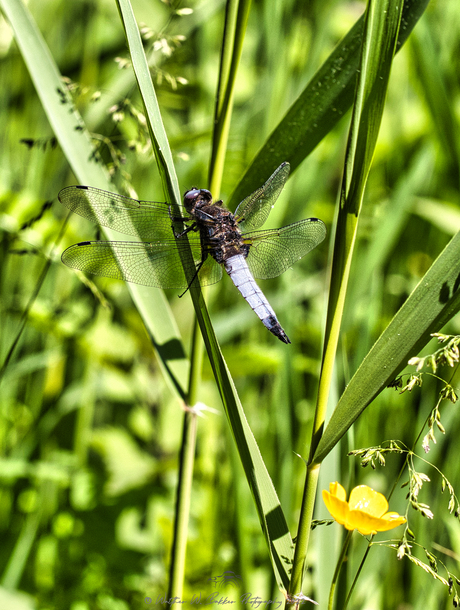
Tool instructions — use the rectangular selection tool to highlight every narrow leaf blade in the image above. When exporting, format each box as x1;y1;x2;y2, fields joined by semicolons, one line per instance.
313;230;460;464
227;0;430;212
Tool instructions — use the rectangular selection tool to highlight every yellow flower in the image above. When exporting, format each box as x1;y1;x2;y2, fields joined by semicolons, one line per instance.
322;482;406;536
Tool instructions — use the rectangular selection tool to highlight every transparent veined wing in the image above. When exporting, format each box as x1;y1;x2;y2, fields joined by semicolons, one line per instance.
61;238;223;289
233;162;290;231
58;185;188;241
242;217;326;279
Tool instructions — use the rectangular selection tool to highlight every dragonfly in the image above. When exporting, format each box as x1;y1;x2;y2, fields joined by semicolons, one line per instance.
59;162;326;344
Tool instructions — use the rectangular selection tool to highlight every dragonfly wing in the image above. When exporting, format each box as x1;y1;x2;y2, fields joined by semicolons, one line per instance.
59;185;188;241
233;162;290;231
197;253;223;286
62;237;222;289
243;218;326;279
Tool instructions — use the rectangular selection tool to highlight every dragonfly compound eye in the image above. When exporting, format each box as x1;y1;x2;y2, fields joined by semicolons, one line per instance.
184;188;212;201
184;189;201;200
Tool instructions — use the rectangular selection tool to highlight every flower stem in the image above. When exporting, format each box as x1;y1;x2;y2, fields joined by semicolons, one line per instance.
343;542;371;610
287;463;320;600
328;530;353;610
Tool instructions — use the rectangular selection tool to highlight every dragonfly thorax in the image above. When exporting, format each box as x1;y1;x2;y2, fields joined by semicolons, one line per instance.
183;190;249;264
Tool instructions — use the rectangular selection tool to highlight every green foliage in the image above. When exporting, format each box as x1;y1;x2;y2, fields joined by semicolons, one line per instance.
1;0;460;608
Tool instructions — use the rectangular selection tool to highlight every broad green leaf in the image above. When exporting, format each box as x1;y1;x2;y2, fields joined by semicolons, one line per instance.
227;0;430;212
0;0;189;399
313;229;460;464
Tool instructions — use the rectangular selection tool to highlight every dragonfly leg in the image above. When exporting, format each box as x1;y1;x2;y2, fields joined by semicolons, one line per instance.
174;223;198;239
168;205;196;238
178;259;204;298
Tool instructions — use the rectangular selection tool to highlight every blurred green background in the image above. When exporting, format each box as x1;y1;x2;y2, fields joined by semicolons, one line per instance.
1;0;460;608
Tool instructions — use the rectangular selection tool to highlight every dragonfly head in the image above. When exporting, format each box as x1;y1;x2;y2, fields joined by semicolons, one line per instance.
183;188;212;212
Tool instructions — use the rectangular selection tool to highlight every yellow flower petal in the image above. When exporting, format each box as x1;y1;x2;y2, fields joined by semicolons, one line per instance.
375;512;407;532
348;485;388;517
323;482;406;535
322;482;349;525
345;510;386;535
329;481;347;501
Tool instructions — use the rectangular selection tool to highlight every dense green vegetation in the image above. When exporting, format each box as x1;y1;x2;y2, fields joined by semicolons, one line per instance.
1;0;460;608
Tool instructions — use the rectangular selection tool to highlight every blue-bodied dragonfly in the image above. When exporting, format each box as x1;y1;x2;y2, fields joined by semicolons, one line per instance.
59;162;326;343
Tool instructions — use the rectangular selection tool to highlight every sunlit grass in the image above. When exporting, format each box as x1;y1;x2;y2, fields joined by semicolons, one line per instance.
1;0;460;608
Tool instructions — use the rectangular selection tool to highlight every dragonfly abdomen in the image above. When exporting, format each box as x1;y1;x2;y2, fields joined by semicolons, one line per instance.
224;254;291;344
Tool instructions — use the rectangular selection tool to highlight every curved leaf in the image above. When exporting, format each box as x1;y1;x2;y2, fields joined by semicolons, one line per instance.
313;230;460;464
227;0;430;212
0;0;190;399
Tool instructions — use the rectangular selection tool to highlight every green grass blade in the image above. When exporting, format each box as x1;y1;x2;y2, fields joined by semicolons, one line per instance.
227;0;429;212
114;0;200;597
206;0;295;593
114;0;215;359
208;0;251;196
0;0;190;399
316;0;405;466
202;330;294;592
115;0;294;593
288;0;405;598
410;19;460;174
115;0;180;207
312;228;460;464
0;0;107;187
